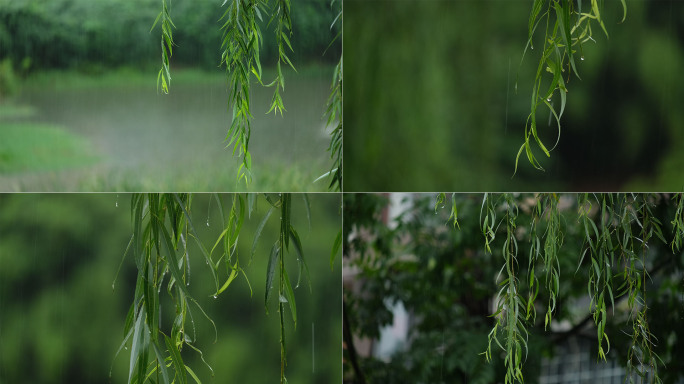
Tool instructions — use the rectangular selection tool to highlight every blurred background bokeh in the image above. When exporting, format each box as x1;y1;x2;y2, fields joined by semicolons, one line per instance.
344;0;684;191
0;0;341;191
0;193;342;383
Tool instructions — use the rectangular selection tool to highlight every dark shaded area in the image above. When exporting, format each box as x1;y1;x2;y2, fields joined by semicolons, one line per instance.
344;0;684;191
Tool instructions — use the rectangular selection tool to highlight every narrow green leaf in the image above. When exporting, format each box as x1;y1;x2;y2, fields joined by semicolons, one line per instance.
159;224;192;299
265;242;280;307
302;194;311;231
150;11;163;33
164;335;187;384
128;307;145;384
217;268;239;295
185;365;201;384
282;266;297;329
252;206;274;262
151;341;172;384
290;226;310;291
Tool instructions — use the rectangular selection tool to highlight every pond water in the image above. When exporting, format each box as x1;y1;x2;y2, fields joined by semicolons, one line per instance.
3;68;334;191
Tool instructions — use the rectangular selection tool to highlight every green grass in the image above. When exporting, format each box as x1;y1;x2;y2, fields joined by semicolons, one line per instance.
0;123;98;173
0;102;37;119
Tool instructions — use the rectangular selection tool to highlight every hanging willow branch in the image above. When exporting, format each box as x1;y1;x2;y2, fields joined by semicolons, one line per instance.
112;194;218;384
443;193;675;384
261;193;312;384
577;193;617;361
219;0;296;186
671;193;684;253
112;193;313;383
318;0;342;192
527;193;562;329
152;0;175;94
624;195;665;383
515;0;627;173
481;194;528;384
220;0;264;186
266;0;296;116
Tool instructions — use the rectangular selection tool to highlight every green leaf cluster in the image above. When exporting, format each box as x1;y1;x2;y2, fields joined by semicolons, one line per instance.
515;0;627;174
116;193;313;384
260;194;312;384
151;0;175;94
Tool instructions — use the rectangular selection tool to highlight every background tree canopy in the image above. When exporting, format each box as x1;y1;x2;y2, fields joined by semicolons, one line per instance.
0;193;342;383
343;193;684;384
344;0;684;191
0;0;340;72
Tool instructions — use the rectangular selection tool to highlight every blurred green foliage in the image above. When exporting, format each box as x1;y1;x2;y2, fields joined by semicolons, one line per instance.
0;193;341;383
343;193;684;383
344;1;684;191
0;0;340;71
0;58;16;98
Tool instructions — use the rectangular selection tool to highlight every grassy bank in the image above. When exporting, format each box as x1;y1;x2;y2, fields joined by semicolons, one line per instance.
0;65;334;191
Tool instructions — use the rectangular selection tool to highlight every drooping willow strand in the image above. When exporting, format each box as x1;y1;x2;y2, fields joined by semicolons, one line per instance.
321;1;342;192
460;193;673;384
220;0;296;186
515;0;627;173
671;193;684;252
113;193;311;384
114;194;218;384
526;193;562;329
261;193;311;384
577;193;616;361
152;0;175;94
481;193;528;384
220;0;264;186
623;195;665;384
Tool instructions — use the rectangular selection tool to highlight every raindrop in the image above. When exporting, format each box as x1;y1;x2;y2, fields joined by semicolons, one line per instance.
115;194;119;208
531;44;534;50
547;97;552;102
212;295;217;299
206;219;210;227
124;346;128;350
439;328;446;382
312;322;315;373
580;56;585;61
